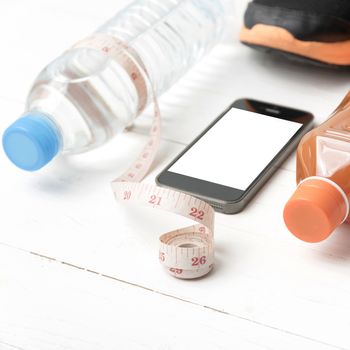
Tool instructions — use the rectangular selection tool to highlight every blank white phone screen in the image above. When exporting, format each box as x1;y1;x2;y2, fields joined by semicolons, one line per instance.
168;108;303;190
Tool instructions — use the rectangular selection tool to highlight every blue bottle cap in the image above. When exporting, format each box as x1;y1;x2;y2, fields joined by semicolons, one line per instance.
2;112;61;171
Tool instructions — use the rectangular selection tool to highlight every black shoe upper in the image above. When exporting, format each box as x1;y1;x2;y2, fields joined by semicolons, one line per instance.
245;0;350;42
253;0;350;21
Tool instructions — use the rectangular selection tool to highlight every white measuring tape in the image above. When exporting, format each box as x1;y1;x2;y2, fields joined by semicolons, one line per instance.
74;33;215;279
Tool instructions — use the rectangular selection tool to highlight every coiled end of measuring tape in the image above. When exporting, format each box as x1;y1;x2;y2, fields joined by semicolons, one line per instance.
159;229;214;279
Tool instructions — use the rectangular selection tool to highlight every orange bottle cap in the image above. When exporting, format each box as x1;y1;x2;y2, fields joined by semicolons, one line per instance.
283;177;349;243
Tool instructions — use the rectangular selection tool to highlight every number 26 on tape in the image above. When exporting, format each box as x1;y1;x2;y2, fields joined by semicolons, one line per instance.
192;256;207;266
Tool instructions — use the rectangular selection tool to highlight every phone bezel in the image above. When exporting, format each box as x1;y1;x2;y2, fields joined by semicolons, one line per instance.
156;98;314;214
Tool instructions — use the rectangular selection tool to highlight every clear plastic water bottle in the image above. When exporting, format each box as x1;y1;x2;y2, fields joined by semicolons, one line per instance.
3;0;226;171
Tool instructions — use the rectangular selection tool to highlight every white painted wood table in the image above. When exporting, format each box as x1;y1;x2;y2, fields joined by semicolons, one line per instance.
1;1;350;349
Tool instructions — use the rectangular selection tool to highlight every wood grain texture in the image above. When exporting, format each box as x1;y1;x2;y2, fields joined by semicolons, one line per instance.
0;244;342;350
1;0;350;349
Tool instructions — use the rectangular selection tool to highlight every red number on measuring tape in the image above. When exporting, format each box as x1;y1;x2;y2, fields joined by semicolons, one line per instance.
169;268;183;275
192;256;207;266
123;191;132;200
159;252;165;262
190;207;204;220
149;195;162;206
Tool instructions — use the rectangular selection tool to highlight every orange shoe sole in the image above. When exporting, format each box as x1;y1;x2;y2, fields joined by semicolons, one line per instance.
240;24;350;67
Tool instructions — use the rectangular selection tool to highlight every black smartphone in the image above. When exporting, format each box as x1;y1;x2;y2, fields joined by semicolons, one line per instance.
156;98;314;214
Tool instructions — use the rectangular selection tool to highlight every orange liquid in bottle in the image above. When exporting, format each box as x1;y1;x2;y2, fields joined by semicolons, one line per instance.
284;92;350;242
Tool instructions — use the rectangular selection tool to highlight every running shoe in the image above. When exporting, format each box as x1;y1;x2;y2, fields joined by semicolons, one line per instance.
240;0;350;68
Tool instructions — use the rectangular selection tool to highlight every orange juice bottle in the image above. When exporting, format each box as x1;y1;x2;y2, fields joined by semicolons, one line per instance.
284;92;350;242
